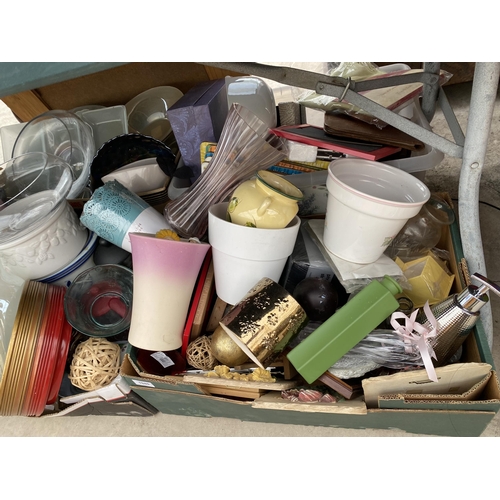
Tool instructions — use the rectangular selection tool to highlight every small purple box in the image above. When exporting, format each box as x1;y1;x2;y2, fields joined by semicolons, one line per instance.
167;78;228;180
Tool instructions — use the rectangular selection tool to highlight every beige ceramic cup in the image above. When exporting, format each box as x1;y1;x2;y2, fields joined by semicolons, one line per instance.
227;170;303;229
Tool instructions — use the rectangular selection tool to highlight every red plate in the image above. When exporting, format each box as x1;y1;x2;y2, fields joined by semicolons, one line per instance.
181;249;212;357
34;285;66;416
30;285;65;416
46;315;72;405
31;285;65;411
25;285;63;416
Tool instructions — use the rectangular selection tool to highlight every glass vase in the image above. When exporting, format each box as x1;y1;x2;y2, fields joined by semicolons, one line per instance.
163;103;287;240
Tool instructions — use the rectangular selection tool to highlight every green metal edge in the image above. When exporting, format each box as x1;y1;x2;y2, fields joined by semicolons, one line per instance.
0;62;128;98
127;386;496;437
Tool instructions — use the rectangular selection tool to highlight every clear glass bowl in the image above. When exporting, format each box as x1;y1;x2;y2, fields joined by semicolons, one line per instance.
12;110;95;198
0;152;74;246
63;264;133;337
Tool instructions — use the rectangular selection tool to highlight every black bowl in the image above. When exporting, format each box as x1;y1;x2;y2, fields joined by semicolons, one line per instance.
90;133;177;190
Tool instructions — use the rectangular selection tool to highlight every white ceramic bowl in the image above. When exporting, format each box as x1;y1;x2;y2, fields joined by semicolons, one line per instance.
0;200;88;280
37;230;98;286
101;158;169;194
125;86;184;141
324;158;431;264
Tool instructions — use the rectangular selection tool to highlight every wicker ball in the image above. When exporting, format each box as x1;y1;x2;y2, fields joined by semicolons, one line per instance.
69;337;121;391
186;336;218;370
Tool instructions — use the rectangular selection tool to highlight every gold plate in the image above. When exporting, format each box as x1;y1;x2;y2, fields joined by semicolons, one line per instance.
5;281;41;415
0;282;29;414
14;283;48;415
0;281;34;415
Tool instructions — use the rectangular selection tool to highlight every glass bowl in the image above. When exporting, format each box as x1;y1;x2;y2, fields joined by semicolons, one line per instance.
63;264;133;337
0;152;74;246
12;110;96;198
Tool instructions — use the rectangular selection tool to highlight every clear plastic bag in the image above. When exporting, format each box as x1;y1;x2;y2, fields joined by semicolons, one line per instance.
328;329;425;379
304;218;408;294
296;62;383;115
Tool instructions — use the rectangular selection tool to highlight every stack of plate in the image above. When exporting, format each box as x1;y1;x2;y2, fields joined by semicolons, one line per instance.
37;231;99;287
0;281;72;416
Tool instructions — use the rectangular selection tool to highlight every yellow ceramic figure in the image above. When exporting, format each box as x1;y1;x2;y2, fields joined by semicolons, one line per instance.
227;170;303;229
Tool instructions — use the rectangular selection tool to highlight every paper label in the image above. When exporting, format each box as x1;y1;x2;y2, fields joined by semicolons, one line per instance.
151;351;175;368
132;379;155;388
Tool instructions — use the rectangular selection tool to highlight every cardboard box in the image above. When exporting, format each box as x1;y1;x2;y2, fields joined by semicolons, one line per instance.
362;362;493;408
167;78;228;180
378;370;500;412
120;200;499;436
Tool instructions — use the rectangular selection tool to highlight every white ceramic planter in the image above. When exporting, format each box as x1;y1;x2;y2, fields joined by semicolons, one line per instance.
208;202;300;305
324;158;430;264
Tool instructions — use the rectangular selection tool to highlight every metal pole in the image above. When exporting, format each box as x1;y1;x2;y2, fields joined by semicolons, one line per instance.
458;62;500;349
421;63;441;122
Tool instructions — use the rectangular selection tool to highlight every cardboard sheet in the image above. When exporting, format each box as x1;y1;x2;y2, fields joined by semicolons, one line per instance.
362;362;492;408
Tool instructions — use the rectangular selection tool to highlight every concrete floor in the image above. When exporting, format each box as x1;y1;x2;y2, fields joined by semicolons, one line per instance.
0;78;499;437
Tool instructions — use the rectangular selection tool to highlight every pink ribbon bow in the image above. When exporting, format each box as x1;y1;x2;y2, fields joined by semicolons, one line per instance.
390;301;439;383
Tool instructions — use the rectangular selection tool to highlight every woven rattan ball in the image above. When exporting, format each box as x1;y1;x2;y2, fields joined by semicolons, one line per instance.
186;336;218;370
69;337;121;391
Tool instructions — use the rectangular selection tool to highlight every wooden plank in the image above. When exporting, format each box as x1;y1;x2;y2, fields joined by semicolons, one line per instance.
183;373;297;391
373;62;476;85
1;90;50;122
317;371;363;400
252;391;367;415
203;65;245;80
191;261;215;340
205;297;228;332
200;385;266;400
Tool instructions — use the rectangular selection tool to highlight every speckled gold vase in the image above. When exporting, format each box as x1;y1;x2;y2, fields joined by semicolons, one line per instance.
218;277;308;368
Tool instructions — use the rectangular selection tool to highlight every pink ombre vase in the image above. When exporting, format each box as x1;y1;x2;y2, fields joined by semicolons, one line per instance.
128;232;211;351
